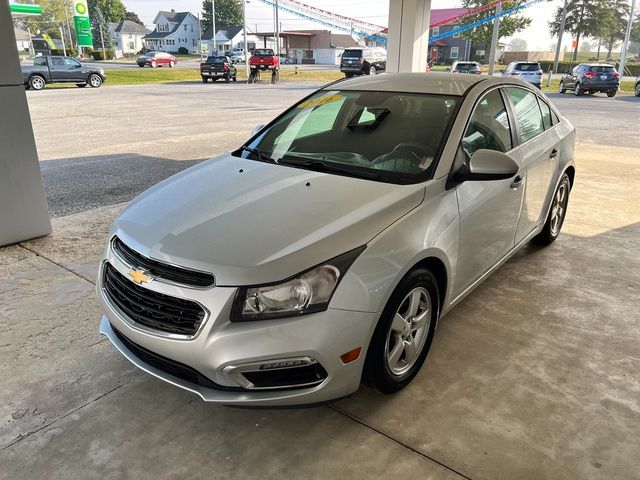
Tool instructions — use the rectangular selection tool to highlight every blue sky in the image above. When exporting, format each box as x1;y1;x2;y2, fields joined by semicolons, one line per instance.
121;0;571;51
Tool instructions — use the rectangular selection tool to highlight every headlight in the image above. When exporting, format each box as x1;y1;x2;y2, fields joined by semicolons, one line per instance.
231;246;365;321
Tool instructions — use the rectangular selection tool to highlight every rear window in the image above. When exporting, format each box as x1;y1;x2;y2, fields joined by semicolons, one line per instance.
590;66;615;73
343;50;363;58
455;63;477;71
254;49;274;56
206;56;225;63
515;63;541;71
34;57;47;66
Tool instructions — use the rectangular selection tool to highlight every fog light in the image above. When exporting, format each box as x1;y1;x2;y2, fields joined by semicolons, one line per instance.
260;359;310;370
340;347;361;364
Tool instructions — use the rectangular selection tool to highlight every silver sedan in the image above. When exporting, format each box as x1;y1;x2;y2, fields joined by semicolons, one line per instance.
97;73;575;406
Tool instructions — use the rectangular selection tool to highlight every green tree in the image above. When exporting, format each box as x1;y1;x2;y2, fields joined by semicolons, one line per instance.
460;0;532;57
508;37;528;51
597;0;630;59
18;0;70;38
549;0;608;62
91;3;114;50
202;0;243;32
88;0;126;24
124;10;144;26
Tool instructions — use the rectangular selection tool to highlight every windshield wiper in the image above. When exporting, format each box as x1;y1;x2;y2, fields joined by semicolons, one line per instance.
240;146;276;163
279;157;380;180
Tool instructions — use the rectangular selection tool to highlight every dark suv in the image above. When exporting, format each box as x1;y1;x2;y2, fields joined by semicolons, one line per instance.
340;48;386;77
559;64;620;97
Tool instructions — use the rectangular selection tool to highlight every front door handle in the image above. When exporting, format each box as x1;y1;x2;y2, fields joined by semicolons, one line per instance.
550;148;559;158
511;175;524;189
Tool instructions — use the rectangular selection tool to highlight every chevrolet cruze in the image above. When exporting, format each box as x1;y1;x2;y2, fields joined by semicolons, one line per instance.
98;73;575;406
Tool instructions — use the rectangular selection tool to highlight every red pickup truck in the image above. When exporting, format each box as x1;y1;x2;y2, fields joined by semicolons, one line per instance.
248;48;280;84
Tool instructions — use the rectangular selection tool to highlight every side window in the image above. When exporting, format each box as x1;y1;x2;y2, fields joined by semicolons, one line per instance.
461;89;512;159
64;58;80;67
34;57;46;66
505;88;544;143
51;58;64;67
572;66;579;75
537;98;552;130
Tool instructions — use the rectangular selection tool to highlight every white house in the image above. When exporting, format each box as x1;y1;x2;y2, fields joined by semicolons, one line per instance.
143;10;201;54
201;25;261;55
108;20;150;54
14;27;31;54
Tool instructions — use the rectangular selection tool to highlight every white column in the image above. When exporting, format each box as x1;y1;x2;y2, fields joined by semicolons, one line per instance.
0;0;51;246
386;0;432;73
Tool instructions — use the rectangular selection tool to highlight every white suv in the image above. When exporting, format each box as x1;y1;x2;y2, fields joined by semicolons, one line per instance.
502;62;543;89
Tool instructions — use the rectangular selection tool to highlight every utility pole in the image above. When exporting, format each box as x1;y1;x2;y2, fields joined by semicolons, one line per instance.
64;0;75;51
211;0;217;54
487;0;502;76
275;0;280;55
553;0;568;74
59;26;67;56
198;13;203;60
618;0;637;79
242;0;249;78
99;25;106;59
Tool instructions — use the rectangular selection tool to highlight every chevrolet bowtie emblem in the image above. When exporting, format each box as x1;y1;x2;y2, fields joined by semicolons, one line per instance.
128;268;153;285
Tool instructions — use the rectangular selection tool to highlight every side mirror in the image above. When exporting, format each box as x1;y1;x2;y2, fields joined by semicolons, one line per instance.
251;124;265;136
460;149;519;181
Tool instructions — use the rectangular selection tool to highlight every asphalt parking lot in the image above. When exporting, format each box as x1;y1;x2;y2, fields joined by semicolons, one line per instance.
1;81;639;479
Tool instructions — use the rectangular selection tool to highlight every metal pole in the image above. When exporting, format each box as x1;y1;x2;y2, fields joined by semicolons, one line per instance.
618;0;637;79
100;25;106;59
59;26;67;56
487;0;501;76
275;0;280;56
243;0;249;78
211;0;217;53
553;0;568;74
198;13;203;60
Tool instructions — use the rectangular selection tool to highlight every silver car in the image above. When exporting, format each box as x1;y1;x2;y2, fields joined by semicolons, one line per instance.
98;74;575;406
502;62;544;89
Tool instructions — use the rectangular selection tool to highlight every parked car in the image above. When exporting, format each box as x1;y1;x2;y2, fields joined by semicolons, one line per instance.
248;48;279;84
502;61;543;88
340;47;386;77
136;51;177;68
559;63;619;97
280;55;296;64
22;55;105;90
449;61;482;74
98;73;575;407
635;76;640;97
200;56;237;83
230;53;246;64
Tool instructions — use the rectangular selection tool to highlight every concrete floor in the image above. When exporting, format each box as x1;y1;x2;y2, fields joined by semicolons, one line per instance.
1;83;639;479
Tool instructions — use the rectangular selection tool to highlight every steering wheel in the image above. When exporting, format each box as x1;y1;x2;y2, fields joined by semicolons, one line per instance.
387;142;430;160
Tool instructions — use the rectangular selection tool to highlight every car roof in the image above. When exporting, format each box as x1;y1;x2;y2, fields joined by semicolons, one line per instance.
584;63;614;67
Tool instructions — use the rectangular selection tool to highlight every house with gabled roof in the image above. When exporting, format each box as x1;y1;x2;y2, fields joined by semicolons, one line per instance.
201;25;261;55
143;9;200;54
109;20;150;54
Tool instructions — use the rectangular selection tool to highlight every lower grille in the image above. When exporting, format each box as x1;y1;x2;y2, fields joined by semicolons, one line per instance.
104;263;205;336
242;364;328;389
112;325;241;391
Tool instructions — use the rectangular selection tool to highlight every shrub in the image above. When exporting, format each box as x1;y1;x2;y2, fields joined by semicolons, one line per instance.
178;46;188;54
90;49;116;60
50;48;78;57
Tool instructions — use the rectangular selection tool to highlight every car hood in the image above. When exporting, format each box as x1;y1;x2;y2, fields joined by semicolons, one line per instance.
112;154;425;286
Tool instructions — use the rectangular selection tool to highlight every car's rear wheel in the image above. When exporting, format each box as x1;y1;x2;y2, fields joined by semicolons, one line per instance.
232;74;237;82
559;81;566;94
369;65;377;75
202;76;208;83
225;74;230;83
88;74;102;88
29;75;45;91
607;89;617;97
364;268;439;394
574;83;582;96
138;64;144;68
532;173;571;246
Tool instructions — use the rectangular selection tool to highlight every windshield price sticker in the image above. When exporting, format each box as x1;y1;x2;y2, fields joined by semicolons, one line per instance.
297;95;342;109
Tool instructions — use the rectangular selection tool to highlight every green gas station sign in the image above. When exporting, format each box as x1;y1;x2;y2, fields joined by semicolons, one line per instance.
72;0;93;47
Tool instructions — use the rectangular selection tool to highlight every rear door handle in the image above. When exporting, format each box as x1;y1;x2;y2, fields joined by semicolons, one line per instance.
550;148;559;158
511;175;525;189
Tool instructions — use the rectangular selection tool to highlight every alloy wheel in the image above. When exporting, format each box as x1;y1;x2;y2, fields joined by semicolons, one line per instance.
89;75;102;87
550;180;569;236
30;76;45;90
385;287;431;376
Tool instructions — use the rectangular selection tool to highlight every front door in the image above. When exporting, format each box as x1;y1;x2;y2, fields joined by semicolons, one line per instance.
452;88;525;296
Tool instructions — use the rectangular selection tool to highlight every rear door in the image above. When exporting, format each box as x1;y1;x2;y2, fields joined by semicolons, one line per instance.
452;88;525;295
504;87;560;243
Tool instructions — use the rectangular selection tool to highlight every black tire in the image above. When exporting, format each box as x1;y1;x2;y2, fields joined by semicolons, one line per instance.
29;75;46;91
88;74;102;88
225;74;230;83
232;74;237;82
532;173;571;246
559;81;566;94
270;70;279;84
364;268;439;394
607;89;617;98
248;71;257;84
635;83;640;97
369;65;377;75
76;83;87;88
574;83;582;96
138;64;144;68
202;76;208;83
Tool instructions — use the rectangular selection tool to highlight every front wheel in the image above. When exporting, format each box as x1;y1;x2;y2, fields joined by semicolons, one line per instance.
635;83;640;97
559;81;566;94
169;61;175;68
151;61;157;68
369;65;377;75
88;74;102;88
532;173;571;246
364;268;439;394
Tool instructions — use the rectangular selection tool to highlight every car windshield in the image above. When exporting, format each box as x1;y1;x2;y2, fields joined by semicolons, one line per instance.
590;66;615;73
239;90;459;183
516;63;540;71
343;50;363;58
254;49;273;56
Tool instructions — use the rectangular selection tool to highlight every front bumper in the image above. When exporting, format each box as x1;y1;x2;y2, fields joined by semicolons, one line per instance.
97;244;376;406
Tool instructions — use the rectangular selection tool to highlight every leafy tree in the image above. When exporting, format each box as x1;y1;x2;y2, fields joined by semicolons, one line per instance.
597;0;630;58
508;37;528;51
124;10;144;26
549;0;608;62
90;3;114;50
202;0;243;32
631;13;640;43
579;39;592;51
88;0;126;24
460;0;532;56
18;0;70;38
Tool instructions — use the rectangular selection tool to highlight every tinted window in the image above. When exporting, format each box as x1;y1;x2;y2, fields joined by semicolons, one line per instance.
343;50;362;58
64;58;80;67
206;56;225;64
506;88;544;143
589;65;615;73
462;89;512;157
51;58;64;66
254;49;274;56
34;57;47;66
537;98;552;130
515;63;541;71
